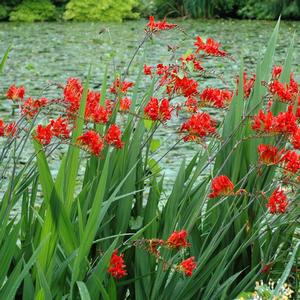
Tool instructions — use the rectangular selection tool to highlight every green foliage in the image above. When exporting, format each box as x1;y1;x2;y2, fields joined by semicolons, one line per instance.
154;0;300;19
9;0;56;22
0;5;9;20
64;0;140;22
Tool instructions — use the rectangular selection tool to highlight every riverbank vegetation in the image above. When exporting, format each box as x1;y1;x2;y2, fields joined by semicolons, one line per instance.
0;17;299;299
0;0;300;22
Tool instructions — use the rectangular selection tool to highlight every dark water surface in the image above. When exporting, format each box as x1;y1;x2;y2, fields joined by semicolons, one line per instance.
0;19;299;189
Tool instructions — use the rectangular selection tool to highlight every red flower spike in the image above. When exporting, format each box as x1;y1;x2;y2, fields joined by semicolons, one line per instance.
0;120;5;136
108;250;127;279
200;87;233;108
194;36;227;57
50;117;70;139
185;97;198;113
146;16;177;32
236;72;256;99
167;230;189;249
6;85;25;101
119;97;131;112
272;65;283;79
280;150;300;174
180;54;204;71
64;78;83;112
266;187;288;214
173;75;198;97
144;97;172;122
177;257;197;277
5;122;17;137
34;124;52;145
110;78;134;95
252;110;275;133
77;130;104;156
144;64;153;76
21;97;47;118
209;175;235;198
257;144;285;165
105;124;124;149
291;128;300;150
274;105;298;134
180;112;216;142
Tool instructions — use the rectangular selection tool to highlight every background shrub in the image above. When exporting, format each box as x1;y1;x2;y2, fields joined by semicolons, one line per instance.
64;0;139;22
9;0;56;22
0;5;9;20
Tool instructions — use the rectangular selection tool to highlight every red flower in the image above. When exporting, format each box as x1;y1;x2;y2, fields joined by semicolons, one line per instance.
269;74;298;104
110;78;134;95
236;72;256;99
144;64;152;76
49;117;70;139
272;65;283;79
194;36;227;56
146;16;177;32
119;97;131;112
6;85;25;101
291;128;300;150
185;96;198;113
252;107;297;135
180;112;216;142
5;122;17;137
77;130;104;156
200;87;233;108
64;78;83;112
180;53;203;71
156;63;169;76
177;257;197;277
296;96;300;120
280;150;300;174
0;120;5;136
266;187;288;214
209;175;235;198
173;75;198;97
105;124;124;149
21;97;47;118
252;110;275;133
257;144;285;165
167;230;188;249
144;97;172;122
108;250;127;279
274;106;298;134
34;124;52;145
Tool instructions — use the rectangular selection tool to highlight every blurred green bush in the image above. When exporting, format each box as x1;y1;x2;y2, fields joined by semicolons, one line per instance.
64;0;140;22
0;5;9;20
9;0;56;22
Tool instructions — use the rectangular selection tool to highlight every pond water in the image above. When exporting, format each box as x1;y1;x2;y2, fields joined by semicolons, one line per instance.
0;19;299;189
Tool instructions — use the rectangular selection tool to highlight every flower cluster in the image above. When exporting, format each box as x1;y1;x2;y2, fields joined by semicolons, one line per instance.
266;187;288;214
144;97;173;122
199;87;233;108
180;112;217;142
132;229;197;277
146;16;177;32
6;84;25;101
194;36;227;56
208;175;235;198
34;117;70;145
0;120;17;137
108;250;127;279
236;72;256;99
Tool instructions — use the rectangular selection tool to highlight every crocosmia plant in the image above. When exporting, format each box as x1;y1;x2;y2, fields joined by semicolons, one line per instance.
0;16;299;299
